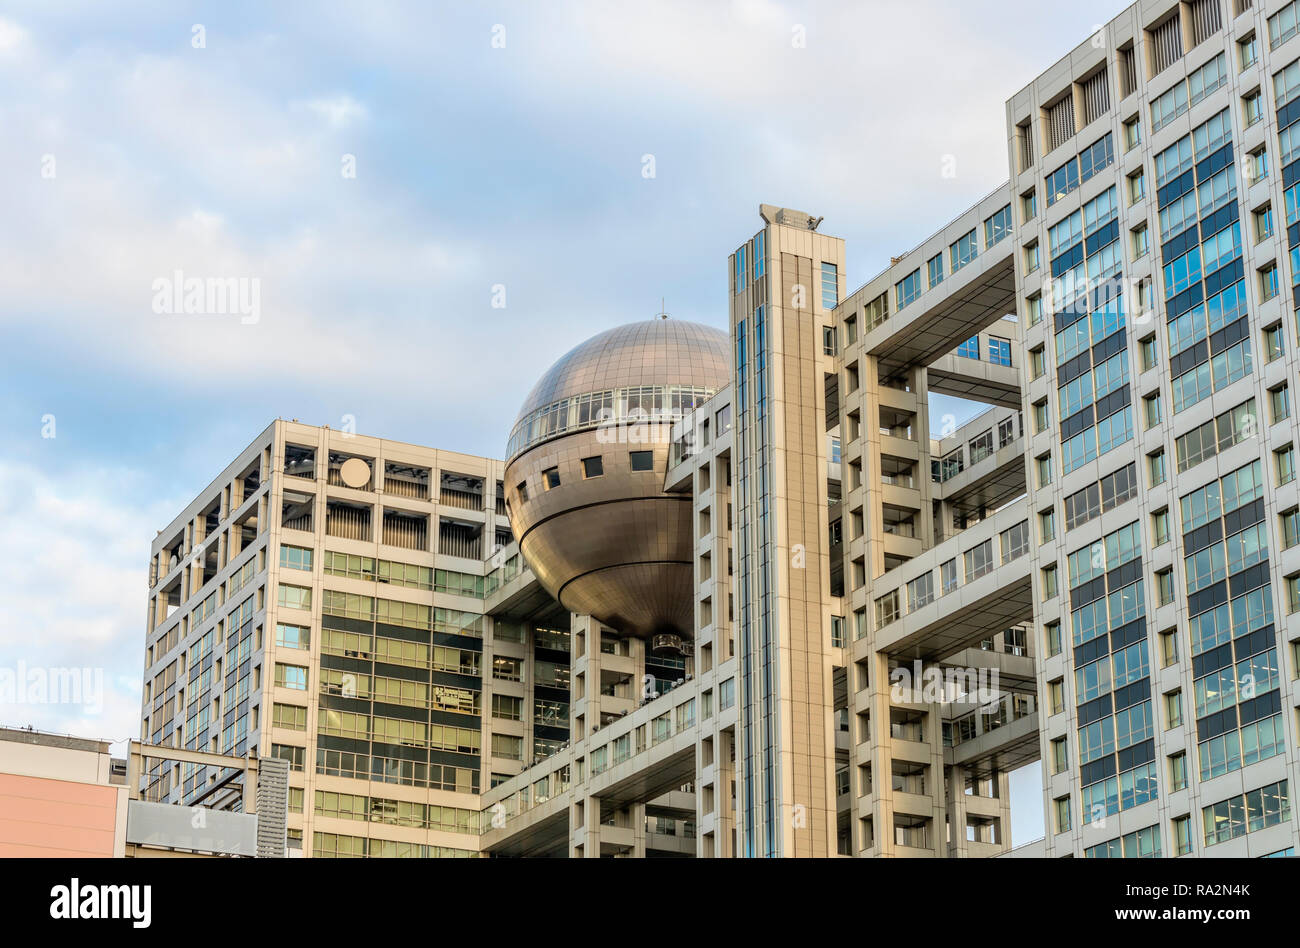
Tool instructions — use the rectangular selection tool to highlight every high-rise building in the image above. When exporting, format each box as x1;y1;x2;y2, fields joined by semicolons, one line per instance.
141;0;1300;857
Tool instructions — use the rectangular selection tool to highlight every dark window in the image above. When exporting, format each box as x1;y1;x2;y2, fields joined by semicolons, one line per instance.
629;451;655;472
582;456;604;478
542;468;560;490
516;481;528;503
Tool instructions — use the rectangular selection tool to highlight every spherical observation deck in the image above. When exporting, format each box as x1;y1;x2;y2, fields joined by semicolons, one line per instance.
503;317;730;652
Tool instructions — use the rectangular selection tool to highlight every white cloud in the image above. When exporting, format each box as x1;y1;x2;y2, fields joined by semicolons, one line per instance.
304;94;367;128
0;459;174;743
0;16;29;54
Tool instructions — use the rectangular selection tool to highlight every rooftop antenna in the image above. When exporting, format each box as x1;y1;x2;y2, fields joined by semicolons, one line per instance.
656;297;670;319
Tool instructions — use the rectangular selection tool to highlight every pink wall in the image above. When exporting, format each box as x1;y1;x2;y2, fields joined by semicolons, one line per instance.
0;773;118;857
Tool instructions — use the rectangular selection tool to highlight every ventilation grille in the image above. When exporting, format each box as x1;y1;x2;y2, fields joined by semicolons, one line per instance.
1119;46;1138;97
1149;14;1184;76
1190;0;1223;45
1018;121;1035;171
1046;95;1076;152
255;755;289;858
1081;68;1111;125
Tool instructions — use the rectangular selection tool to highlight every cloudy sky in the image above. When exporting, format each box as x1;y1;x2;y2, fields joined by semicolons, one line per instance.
0;0;1115;843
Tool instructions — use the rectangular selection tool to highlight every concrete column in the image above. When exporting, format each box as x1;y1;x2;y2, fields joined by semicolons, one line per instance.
630;801;647;857
946;765;970;857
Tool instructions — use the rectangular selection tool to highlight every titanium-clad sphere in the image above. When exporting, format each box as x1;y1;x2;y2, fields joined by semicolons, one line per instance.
504;318;730;646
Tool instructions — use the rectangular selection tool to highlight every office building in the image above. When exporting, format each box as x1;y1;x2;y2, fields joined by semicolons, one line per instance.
140;0;1300;857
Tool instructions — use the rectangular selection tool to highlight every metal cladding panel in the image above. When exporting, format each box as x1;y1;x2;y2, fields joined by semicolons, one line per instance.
125;799;257;856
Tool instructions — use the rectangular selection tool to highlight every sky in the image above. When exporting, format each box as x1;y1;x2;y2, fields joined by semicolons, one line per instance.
0;0;1123;845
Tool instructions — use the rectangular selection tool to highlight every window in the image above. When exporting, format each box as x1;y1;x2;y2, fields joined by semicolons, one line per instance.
1039;509;1055;543
823;325;837;355
821;261;838;309
1249;147;1269;185
956;335;979;360
1054;796;1072;834
950;229;978;272
1140;336;1157;371
1276;444;1296;485
988;337;1012;367
1255;205;1275;242
1259;262;1279;302
542;467;560;490
875;590;899;628
1030;346;1046;379
1124;227;1148;269
280;545;313;571
895;269;921;309
1148;450;1167;487
581;456;604;478
941;559;958;595
1050;737;1068;775
1048;679;1065;714
275;663;308;690
1169;752;1188;792
1155;569;1174;607
1265;329;1286;369
984;205;1012;248
1165;690;1183;730
276;623;310;650
1288;575;1300;614
927;253;944;289
1143;391;1162;430
1036;455;1052;488
1021;191;1037;223
964;539;994;581
278;584;311;610
629;451;654;472
1123;116;1141;151
1152;509;1170;547
1243;89;1262;127
1045;621;1062;657
1159;629;1178;668
1041;564;1058;599
1173;815;1192;856
1272;2;1300;49
1033;400;1049;433
1202;780;1291;846
1024;241;1040;273
1239;33;1258;70
516;480;528;503
1127;169;1145;207
492;693;522;721
1283;509;1300;552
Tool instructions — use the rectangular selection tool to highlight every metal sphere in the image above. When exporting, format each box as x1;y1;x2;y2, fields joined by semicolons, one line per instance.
504;318;730;646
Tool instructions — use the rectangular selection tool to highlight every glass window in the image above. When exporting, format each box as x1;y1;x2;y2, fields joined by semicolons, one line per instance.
951;230;978;272
895;269;921;309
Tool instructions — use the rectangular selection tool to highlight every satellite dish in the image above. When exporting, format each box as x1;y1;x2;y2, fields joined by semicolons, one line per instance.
339;457;371;489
